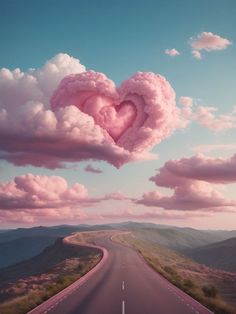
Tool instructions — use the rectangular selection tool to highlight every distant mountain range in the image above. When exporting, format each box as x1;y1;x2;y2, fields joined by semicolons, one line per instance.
183;237;236;272
1;221;236;270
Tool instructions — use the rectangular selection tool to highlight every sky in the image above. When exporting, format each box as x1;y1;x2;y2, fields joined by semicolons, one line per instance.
0;0;236;229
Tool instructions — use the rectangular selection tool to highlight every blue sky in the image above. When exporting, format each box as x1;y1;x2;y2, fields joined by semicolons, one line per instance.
0;0;236;228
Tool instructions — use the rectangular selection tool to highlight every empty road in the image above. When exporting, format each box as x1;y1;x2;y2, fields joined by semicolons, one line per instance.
29;234;212;314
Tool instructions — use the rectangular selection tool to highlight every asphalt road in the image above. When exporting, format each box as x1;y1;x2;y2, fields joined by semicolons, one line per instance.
29;234;213;314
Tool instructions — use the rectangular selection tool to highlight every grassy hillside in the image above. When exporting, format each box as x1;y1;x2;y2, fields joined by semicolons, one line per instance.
129;227;228;250
184;237;236;272
114;230;236;314
0;225;112;268
0;235;102;314
1;222;235;270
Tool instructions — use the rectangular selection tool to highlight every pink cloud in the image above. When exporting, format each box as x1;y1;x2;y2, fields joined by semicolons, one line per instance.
179;96;193;107
0;173;88;210
0;56;180;169
190;32;232;51
0;174;136;224
191;50;202;59
190;32;232;59
165;49;180;56
0;174;133;212
194;106;236;131
137;154;236;211
51;71;177;153
104;191;129;201
151;154;236;185
138;181;235;211
0;207;88;225
84;164;103;174
178;97;236;132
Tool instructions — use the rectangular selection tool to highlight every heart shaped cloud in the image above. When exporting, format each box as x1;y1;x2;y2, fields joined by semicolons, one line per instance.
0;54;180;169
51;71;177;153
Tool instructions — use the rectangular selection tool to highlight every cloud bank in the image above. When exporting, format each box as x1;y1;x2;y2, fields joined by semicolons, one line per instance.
0;54;180;169
0;173;89;210
137;154;236;211
0;174;133;224
151;154;236;185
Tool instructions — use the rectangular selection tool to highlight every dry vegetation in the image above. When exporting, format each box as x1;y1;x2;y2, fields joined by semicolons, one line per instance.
114;231;236;314
0;234;102;314
73;230;118;245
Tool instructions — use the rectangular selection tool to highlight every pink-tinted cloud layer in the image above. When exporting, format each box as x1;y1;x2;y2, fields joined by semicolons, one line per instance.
0;173;88;210
0;54;180;169
0;174;133;224
99;208;208;221
151;154;236;185
137;154;236;211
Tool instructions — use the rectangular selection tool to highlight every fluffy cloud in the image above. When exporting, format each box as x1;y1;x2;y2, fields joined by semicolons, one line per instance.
191;50;202;60
84;164;103;174
0;54;180;169
104;191;129;201
179;96;193;107
137;154;236;211
194;106;236;131
0;207;87;225
178;96;236;132
165;48;180;56
0;174;133;224
0;173;88;210
151;154;236;185
139;181;235;211
190;32;232;59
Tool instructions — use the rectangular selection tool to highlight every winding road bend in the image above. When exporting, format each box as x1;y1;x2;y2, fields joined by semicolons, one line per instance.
29;234;212;314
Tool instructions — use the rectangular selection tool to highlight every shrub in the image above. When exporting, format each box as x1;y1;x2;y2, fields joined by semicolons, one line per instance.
202;285;218;298
183;279;196;290
163;266;177;276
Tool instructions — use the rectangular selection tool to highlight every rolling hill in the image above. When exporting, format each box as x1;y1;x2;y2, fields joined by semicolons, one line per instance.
0;236;56;268
1;222;236;268
183;237;236;272
0;237;100;286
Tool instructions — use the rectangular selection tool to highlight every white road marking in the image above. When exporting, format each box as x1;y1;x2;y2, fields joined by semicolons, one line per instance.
122;280;125;290
122;300;125;314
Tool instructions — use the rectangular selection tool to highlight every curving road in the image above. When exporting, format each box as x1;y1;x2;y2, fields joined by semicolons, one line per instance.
29;234;213;314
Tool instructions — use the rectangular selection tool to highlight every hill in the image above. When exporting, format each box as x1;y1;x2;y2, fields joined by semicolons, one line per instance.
0;225;88;243
184;237;236;272
1;222;236;268
0;236;56;268
0;237;100;286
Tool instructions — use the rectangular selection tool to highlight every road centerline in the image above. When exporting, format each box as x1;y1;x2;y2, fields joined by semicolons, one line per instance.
122;300;125;314
122;280;125;290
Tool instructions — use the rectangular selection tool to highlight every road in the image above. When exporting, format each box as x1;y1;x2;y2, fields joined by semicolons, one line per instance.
29;234;213;314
